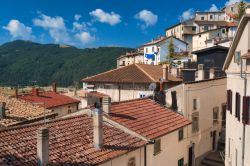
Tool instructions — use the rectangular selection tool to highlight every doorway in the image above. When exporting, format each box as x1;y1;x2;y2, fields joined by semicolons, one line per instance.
188;146;193;166
212;131;216;150
222;104;226;127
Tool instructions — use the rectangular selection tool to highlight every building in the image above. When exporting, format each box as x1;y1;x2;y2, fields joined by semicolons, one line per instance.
117;49;144;68
165;77;227;165
143;36;188;65
0;97;191;166
19;83;80;117
223;14;250;166
0;93;56;128
82;64;182;103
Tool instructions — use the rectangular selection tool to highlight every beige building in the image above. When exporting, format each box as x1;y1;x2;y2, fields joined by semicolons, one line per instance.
223;14;250;166
117;49;144;68
82;64;182;103
165;77;227;165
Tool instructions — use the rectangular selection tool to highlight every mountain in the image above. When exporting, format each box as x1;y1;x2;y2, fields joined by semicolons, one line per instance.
0;40;133;87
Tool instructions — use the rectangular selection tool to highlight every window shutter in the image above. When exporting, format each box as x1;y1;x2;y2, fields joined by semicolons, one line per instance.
227;90;232;113
235;93;241;121
243;96;250;124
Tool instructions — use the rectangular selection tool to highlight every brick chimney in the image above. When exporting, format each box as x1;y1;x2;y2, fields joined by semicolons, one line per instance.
52;82;57;93
0;102;6;119
93;102;103;149
102;96;111;114
162;64;168;80
37;127;49;166
31;88;39;96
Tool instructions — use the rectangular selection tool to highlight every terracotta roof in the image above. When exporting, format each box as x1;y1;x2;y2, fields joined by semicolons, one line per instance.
0;93;55;127
82;64;182;84
87;91;108;98
226;22;238;27
143;37;167;46
0;115;146;166
19;90;80;109
109;98;191;139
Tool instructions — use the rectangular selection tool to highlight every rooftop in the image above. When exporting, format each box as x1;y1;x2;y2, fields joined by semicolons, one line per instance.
109;98;191;139
82;64;182;84
19;89;80;109
0;93;56;127
0;115;146;165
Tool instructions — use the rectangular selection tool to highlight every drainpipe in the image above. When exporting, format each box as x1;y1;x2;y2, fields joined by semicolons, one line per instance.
144;146;147;166
242;70;247;166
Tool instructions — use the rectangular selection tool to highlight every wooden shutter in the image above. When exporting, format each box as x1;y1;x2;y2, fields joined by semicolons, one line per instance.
243;96;250;124
227;90;232;113
235;93;241;121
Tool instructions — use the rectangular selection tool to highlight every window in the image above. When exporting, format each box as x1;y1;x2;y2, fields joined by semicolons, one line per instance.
193;99;197;110
146;48;148;53
154;139;161;155
222;29;226;34
152;47;155;52
231;7;234;12
210;15;213;19
192;26;196;31
139;93;146;98
201;16;205;20
204;26;208;31
213;107;219;124
178;128;184;141
128;157;136;166
178;158;184;166
243;96;250;124
234;51;241;65
192;112;199;133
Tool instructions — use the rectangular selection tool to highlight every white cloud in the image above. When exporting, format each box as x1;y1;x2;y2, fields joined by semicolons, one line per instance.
89;9;121;26
179;8;195;22
33;14;70;43
75;32;95;44
3;20;32;39
73;22;88;31
209;4;219;12
134;10;158;29
225;0;241;6
74;14;82;21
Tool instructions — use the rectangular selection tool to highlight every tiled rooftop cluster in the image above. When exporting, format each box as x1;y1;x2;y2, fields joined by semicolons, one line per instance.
0;115;146;165
0;93;55;127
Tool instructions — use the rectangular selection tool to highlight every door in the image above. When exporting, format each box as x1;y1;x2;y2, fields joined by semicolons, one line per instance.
212;131;216;150
188;146;193;166
222;104;226;127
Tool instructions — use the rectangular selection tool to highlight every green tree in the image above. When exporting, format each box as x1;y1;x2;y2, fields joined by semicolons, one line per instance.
237;1;246;20
167;37;175;63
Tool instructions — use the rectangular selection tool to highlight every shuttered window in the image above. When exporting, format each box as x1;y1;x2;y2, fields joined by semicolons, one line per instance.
243;96;250;125
227;90;232;113
235;93;241;121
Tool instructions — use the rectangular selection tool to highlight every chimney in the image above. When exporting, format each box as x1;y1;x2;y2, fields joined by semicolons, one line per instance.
15;88;18;98
0;102;6;119
209;68;215;79
52;82;57;93
162;64;168;80
93;102;103;149
31;88;39;96
196;64;205;81
37;127;49;166
102;96;111;114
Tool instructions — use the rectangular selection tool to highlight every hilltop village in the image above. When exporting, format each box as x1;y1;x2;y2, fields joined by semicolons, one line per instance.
1;1;250;166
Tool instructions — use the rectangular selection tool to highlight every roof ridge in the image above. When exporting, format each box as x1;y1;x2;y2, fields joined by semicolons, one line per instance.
81;64;135;82
135;64;158;82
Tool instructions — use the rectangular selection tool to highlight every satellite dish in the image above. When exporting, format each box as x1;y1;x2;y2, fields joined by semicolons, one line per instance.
149;83;157;91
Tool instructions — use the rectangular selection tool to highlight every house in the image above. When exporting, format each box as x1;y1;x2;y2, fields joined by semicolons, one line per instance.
0;97;191;166
82;64;182;103
143;36;188;65
117;49;144;68
165;77;227;165
223;14;250;166
19;83;80;117
0;93;56;128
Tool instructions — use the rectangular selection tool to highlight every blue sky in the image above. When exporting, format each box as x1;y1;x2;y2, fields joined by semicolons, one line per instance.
0;0;242;48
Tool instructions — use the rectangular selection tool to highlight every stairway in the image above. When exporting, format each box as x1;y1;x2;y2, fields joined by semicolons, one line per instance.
200;152;224;166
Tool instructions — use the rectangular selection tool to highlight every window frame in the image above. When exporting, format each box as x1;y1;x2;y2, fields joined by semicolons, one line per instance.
178;158;184;166
213;107;219;124
178;128;184;141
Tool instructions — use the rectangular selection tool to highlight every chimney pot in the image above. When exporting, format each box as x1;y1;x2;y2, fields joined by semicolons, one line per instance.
37;127;49;166
93;102;103;149
52;82;57;93
102;96;111;114
0;102;6;119
162;64;168;80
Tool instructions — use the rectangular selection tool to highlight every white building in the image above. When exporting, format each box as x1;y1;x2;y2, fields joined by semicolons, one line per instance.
223;14;250;166
143;36;188;65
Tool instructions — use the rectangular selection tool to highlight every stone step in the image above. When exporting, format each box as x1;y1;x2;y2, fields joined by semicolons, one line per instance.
201;159;224;166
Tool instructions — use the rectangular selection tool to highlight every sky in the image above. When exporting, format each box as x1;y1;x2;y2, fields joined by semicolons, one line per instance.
0;0;244;48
